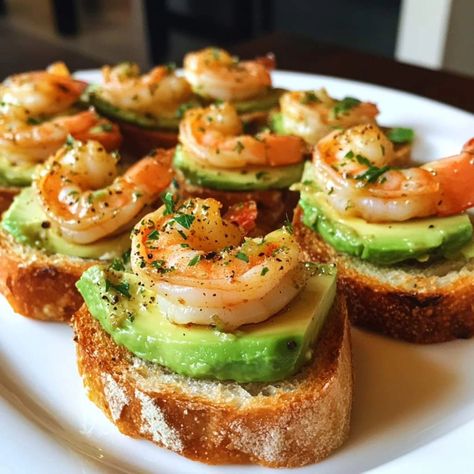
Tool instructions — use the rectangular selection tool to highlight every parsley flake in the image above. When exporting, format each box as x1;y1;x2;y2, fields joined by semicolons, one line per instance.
236;251;249;263
105;279;131;298
188;254;201;266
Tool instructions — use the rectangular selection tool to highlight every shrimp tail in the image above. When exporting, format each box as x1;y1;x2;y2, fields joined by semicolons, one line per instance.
423;137;474;216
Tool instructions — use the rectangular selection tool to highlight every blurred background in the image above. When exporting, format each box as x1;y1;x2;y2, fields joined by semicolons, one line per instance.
1;0;473;76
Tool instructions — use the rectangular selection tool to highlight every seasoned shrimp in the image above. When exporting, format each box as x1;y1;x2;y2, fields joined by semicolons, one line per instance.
313;124;474;222
98;62;193;118
0;107;122;164
0;62;87;116
279;89;378;145
184;47;272;101
131;197;305;329
179;102;304;168
35;139;173;244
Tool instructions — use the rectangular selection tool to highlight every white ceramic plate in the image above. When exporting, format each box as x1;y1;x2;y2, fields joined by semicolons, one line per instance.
1;70;473;474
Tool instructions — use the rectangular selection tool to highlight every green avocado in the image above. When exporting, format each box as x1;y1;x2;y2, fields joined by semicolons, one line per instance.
174;146;304;191
0;156;37;187
1;187;130;259
76;264;336;382
297;162;473;265
269;111;286;135
232;88;286;114
86;87;190;131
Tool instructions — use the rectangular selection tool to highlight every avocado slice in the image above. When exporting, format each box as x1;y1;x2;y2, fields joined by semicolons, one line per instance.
232;88;286;114
76;264;336;382
86;87;188;131
0;156;37;187
174;146;304;191
1;187;130;259
297;162;473;265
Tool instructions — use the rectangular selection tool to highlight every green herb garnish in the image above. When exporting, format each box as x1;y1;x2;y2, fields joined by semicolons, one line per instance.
236;251;249;263
105;279;131;298
188;254;201;266
387;127;415;144
332;97;361;118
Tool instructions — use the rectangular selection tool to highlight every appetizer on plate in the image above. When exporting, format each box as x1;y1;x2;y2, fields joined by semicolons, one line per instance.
294;124;474;342
86;62;199;155
184;47;285;124
0;62;121;212
0;139;172;321
271;88;414;162
173;102;305;230
74;197;352;467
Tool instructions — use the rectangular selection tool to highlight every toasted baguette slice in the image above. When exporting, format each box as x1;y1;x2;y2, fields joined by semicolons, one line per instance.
293;206;474;343
0;230;97;321
73;294;352;468
0;186;21;215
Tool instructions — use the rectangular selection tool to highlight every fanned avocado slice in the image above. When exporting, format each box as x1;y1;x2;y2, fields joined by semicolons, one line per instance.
76;263;337;383
173;146;304;191
2;188;130;259
86;86;198;131
297;162;473;265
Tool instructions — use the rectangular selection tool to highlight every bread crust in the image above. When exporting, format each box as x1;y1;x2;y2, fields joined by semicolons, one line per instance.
73;295;352;467
293;206;474;343
0;230;97;321
0;186;21;215
118;121;178;157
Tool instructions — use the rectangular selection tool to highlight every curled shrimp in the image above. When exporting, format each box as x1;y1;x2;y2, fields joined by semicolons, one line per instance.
130;197;305;329
184;47;272;102
279;89;378;145
312;124;474;222
97;62;192;118
0;62;87;116
0;107;122;164
179;102;304;168
35;139;173;244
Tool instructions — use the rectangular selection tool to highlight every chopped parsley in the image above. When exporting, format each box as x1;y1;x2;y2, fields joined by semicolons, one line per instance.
188;254;201;266
332;97;361;118
109;258;125;272
300;90;320;105
174;213;195;229
283;217;294;234
162;192;175;215
260;267;269;276
105;279;131;298
356;165;392;183
151;260;172;273
65;135;75;147
176;101;195;119
387;127;415;144
236;251;249;263
147;229;160;240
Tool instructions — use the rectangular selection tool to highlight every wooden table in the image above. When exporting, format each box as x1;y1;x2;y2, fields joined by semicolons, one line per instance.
1;26;472;113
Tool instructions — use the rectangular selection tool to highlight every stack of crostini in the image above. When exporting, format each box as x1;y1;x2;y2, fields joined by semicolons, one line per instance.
0;47;472;468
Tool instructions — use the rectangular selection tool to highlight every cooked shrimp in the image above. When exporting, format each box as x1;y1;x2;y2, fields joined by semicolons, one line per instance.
0;62;87;116
131;197;305;329
0;107;122;164
279;89;378;145
98;62;192;118
312;124;474;222
35;139;173;244
184;47;272;101
179;102;304;168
